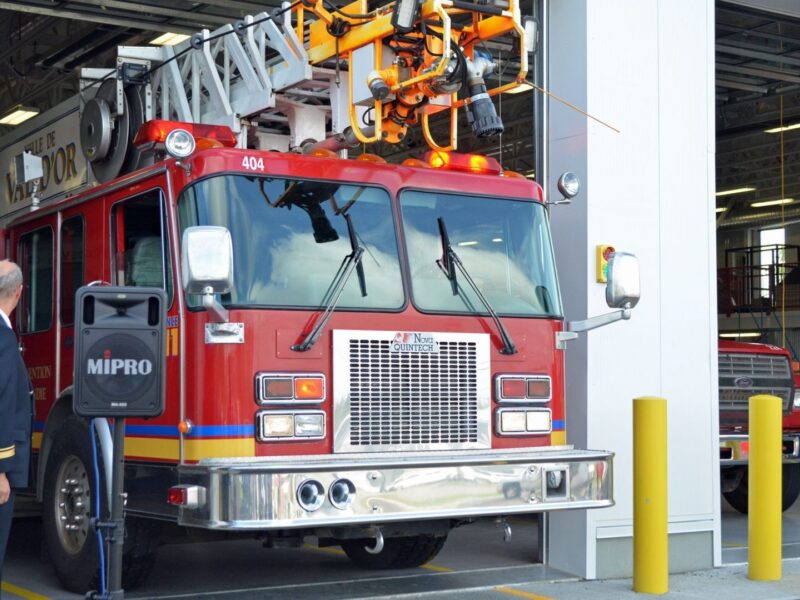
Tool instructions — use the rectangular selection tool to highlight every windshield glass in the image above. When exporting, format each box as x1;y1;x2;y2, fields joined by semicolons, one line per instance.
178;175;404;309
400;190;562;317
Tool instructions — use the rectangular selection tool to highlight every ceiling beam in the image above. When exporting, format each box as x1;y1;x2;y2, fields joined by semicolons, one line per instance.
716;42;800;68
0;2;195;34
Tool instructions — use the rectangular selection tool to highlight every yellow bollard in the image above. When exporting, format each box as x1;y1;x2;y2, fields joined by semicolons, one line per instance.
748;394;782;580
633;396;668;594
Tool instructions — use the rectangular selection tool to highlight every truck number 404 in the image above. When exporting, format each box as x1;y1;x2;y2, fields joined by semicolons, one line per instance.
242;156;265;171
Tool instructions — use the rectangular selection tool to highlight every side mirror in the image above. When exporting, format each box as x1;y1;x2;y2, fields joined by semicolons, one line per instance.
606;252;640;309
181;226;233;295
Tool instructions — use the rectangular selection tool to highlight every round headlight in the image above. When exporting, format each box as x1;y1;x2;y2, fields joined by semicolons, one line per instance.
557;171;580;199
165;129;196;159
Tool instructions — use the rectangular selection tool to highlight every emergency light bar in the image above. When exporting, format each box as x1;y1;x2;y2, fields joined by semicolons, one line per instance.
133;120;238;156
424;151;502;175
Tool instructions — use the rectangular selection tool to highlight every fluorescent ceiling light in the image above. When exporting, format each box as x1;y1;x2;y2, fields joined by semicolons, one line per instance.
715;187;755;197
457;241;479;247
715;207;726;213
750;198;794;208
719;332;761;338
150;32;191;46
764;123;800;134
0;106;39;126
492;237;504;243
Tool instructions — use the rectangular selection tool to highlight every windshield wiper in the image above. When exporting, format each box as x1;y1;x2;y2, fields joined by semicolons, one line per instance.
436;217;517;355
292;214;367;352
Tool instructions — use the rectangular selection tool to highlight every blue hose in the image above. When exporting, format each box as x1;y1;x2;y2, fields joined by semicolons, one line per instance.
90;421;107;595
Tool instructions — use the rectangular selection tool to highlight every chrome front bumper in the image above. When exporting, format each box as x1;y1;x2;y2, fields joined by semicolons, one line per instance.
174;447;613;530
720;434;800;466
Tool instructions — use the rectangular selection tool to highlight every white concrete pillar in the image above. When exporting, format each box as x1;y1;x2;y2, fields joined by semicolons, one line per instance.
546;0;720;579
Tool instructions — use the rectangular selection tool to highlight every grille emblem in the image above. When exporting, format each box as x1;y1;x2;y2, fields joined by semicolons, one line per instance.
390;331;439;353
734;376;754;389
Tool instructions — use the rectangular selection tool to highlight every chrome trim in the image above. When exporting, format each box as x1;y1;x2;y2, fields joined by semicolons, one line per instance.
174;448;613;529
495;374;552;404
255;372;326;405
204;322;245;344
720;433;800;465
495;408;552;436
333;329;492;453
256;409;326;441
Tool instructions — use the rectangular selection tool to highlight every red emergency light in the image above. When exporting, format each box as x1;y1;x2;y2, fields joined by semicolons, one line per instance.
133;120;238;154
423;151;502;175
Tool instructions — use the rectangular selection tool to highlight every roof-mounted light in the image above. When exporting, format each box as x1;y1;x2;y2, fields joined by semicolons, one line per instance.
133;120;237;157
423;151;502;175
165;129;195;158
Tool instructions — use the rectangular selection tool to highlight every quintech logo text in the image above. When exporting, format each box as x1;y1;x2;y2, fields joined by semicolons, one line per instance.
390;332;439;353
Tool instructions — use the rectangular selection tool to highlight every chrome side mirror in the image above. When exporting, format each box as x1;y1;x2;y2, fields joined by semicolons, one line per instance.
181;226;233;322
181;226;233;294
606;252;640;309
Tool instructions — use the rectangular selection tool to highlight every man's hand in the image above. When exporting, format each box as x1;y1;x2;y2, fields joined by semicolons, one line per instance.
0;472;9;505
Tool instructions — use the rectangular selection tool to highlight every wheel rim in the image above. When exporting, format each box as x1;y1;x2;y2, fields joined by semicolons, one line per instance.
53;454;92;555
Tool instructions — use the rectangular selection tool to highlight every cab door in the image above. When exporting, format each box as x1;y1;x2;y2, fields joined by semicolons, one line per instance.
106;179;181;465
14;217;58;419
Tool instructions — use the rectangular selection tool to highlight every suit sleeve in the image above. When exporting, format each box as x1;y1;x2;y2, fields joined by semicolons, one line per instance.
0;327;20;473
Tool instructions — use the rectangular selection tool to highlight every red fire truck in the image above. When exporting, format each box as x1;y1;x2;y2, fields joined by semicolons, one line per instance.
718;339;800;513
0;0;640;592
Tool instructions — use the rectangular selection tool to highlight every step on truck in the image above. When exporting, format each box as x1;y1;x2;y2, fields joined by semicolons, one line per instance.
0;0;640;592
718;339;800;513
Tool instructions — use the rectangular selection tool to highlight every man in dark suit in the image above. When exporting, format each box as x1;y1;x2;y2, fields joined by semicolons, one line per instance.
0;260;32;584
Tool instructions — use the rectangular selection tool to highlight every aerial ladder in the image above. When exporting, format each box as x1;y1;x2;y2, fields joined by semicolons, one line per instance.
78;0;530;182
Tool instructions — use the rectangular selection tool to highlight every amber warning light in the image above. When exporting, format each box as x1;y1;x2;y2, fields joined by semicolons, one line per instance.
424;151;502;175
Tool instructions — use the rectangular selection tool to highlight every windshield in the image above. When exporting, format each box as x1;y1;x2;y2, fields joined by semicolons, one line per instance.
400;190;562;317
178;175;404;309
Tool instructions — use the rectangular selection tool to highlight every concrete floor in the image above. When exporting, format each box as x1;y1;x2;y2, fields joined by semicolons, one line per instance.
2;499;799;599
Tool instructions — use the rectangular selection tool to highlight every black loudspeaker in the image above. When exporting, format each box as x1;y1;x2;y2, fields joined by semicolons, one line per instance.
73;286;166;418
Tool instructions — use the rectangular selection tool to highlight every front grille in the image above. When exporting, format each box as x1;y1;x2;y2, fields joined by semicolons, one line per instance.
718;352;793;421
333;330;491;453
718;353;792;378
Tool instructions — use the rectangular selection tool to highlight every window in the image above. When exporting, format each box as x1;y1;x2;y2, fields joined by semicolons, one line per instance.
60;216;84;325
111;190;173;302
18;227;54;333
760;227;785;298
400;190;562;317
178;175;404;310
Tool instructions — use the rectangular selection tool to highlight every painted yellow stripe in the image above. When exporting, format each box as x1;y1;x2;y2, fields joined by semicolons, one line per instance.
0;445;15;460
303;543;346;556
184;438;255;461
32;432;42;451
123;437;256;462
0;581;50;600
494;586;555;600
551;431;566;446
125;436;179;461
420;563;453;572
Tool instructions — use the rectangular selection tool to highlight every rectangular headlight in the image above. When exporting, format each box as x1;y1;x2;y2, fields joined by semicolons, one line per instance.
295;412;325;437
794;390;800;409
496;408;552;436
261;414;294;437
257;410;326;441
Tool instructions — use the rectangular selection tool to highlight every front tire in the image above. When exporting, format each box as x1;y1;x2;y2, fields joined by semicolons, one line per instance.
722;463;800;514
42;416;160;593
341;534;447;569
